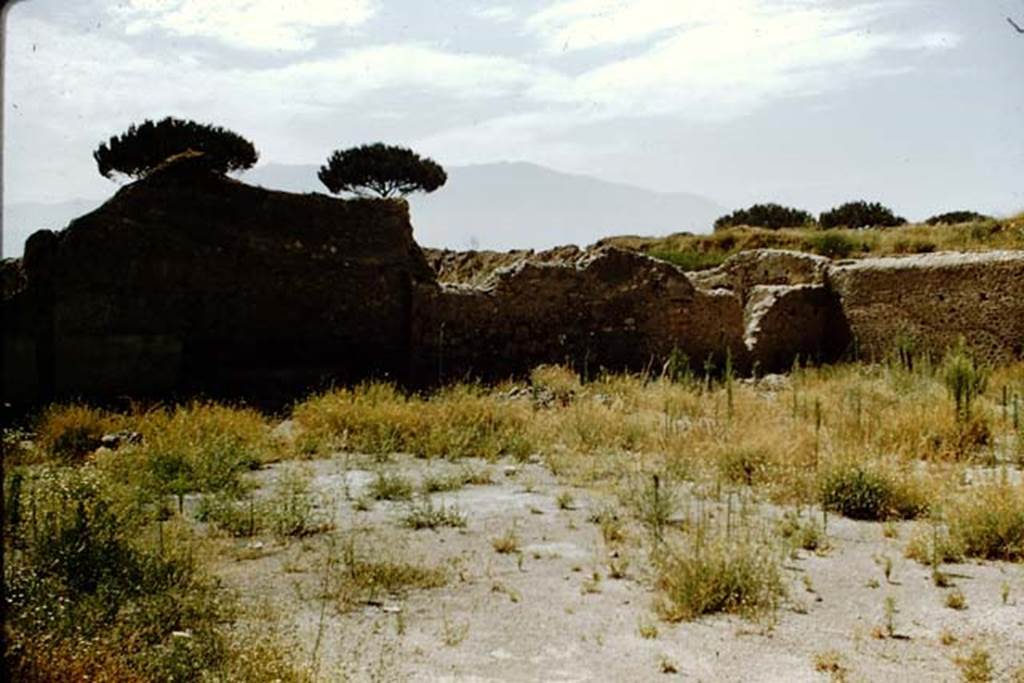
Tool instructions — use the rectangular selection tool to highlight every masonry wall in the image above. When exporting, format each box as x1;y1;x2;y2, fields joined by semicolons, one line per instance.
2;163;434;402
412;249;746;382
829;252;1024;365
4;165;1023;405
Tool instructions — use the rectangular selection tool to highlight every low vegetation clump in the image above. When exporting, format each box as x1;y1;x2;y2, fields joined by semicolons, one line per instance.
955;647;995;683
401;497;468;530
264;465;332;537
944;483;1024;561
714;203;816;231
655;534;785;622
34;403;121;463
820;465;929;521
801;231;860;258
328;536;449;611
647;248;730;271
776;510;827;552
102;402;272;513
421;469;474;493
370;470;415;501
718;447;773;487
904;523;965;565
491;528;521;554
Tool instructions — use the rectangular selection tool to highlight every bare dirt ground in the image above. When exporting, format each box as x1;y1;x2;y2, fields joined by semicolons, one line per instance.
204;453;1024;682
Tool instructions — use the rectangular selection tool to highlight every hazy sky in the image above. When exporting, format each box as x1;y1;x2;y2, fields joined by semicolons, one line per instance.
5;1;1024;224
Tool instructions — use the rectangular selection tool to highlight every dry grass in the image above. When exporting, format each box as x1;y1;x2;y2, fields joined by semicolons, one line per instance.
34;403;122;463
655;533;786;622
285;358;1020;521
491;528;521;554
327;535;449;611
292;382;532;460
943;482;1024;561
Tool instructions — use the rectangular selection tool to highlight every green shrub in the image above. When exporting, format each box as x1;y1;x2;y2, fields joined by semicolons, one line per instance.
266;465;330;538
6;465;234;681
925;211;990;226
801;231;859;258
819;201;906;229
647;249;728;271
942;342;989;423
776;510;827;551
401;498;468;530
103;402;270;511
329;536;448;610
821;466;928;521
714;203;815;231
196;491;260;537
892;238;936;254
369;470;414;501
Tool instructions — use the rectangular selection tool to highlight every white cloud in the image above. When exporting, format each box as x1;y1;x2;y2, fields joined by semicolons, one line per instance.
903;31;962;50
258;44;549;102
115;0;379;51
525;1;954;120
528;0;733;53
472;5;520;24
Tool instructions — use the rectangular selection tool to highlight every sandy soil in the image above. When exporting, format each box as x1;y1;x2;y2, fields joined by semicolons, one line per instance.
207;455;1024;682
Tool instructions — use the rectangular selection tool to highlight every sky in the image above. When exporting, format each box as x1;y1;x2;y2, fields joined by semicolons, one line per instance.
4;1;1024;246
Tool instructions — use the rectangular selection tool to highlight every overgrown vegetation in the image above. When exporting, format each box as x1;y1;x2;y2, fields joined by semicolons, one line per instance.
3;465;293;681
34;403;120;463
7;352;1024;676
600;212;1024;271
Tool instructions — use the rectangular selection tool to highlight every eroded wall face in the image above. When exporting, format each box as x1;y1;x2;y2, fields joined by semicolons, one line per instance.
4;169;433;401
412;250;747;382
830;252;1024;365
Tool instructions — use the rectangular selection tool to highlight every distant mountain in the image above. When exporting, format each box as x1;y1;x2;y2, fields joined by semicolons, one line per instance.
3;162;727;257
4;198;105;258
246;161;727;251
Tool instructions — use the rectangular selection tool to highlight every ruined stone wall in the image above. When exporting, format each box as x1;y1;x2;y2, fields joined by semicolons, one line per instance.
829;251;1024;365
4;164;1023;405
412;248;745;382
3;162;434;401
